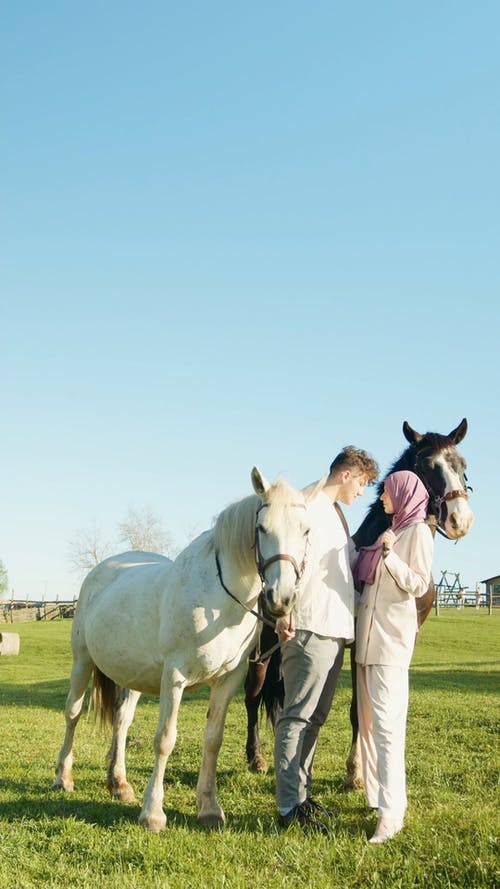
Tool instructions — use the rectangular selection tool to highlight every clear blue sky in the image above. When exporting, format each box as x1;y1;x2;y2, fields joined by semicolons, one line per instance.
1;2;498;599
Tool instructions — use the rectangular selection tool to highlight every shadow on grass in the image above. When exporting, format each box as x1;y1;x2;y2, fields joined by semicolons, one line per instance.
0;773;191;829
0;780;141;827
410;667;498;694
0;781;270;835
223;792;372;837
0;679;210;711
0;755;371;836
0;679;69;710
0;790;366;837
124;762;245;791
0;795;214;833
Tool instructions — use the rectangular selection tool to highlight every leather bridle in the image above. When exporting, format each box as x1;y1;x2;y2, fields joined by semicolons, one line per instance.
254;502;309;587
414;451;472;539
215;500;309;661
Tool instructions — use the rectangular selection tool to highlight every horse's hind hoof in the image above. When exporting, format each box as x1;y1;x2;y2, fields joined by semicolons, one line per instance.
343;776;365;793
249;753;268;773
199;813;225;829
112;787;136;803
107;780;136;803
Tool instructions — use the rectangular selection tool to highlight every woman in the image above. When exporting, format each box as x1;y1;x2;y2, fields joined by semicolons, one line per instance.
353;470;434;844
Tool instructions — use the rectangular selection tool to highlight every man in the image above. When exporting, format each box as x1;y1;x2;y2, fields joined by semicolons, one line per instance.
274;445;379;833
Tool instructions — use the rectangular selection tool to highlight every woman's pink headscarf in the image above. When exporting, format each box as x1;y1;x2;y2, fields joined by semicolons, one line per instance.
353;470;429;587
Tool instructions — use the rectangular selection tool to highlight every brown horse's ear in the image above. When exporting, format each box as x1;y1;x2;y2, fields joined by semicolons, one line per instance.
251;467;270;497
403;421;423;445
449;418;468;444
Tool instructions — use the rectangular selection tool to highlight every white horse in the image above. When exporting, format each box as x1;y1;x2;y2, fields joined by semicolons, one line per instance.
53;467;322;831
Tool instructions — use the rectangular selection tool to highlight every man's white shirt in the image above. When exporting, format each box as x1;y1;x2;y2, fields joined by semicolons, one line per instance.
293;491;355;642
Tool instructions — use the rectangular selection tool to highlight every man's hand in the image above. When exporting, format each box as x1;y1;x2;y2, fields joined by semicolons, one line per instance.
275;613;296;641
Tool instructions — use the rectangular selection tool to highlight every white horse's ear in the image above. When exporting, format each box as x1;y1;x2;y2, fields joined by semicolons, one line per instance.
251;467;270;496
302;476;327;503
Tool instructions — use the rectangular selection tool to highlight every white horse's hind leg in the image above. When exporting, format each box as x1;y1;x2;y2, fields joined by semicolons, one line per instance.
139;667;186;833
106;687;141;802
196;665;245;828
52;651;94;792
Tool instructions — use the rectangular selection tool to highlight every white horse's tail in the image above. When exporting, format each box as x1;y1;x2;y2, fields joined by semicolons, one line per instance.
91;666;116;728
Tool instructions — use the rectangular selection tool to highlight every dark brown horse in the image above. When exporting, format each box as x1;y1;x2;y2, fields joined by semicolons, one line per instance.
244;419;474;782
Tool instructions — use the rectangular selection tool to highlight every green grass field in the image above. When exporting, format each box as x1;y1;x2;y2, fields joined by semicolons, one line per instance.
0;611;498;889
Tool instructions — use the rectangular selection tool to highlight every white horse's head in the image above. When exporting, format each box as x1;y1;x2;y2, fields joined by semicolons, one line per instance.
251;467;323;619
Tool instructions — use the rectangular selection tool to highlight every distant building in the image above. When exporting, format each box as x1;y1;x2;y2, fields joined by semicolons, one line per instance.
481;575;500;608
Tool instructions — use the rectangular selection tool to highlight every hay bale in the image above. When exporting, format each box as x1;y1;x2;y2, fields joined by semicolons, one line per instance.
0;632;20;656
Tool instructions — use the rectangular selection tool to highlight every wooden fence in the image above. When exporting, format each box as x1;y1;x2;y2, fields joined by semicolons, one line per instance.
0;599;77;623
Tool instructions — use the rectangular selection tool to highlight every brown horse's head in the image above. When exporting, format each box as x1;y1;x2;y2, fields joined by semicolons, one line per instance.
353;418;474;550
402;418;474;539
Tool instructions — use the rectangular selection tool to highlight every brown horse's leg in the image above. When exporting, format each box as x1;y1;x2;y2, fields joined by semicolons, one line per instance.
244;621;279;772
245;657;270;772
344;641;364;791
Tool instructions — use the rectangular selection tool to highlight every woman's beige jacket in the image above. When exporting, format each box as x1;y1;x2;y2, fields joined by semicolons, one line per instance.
355;522;434;668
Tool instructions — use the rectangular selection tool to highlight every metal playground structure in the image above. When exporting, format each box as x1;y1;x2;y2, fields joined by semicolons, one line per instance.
433;570;496;614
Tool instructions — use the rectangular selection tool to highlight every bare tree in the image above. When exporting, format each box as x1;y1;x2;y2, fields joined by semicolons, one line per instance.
117;506;173;556
68;509;174;582
0;559;8;597
67;524;113;579
185;522;201;544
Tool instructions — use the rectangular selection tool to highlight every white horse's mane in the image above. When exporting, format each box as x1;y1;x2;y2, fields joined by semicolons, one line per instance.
211;477;304;577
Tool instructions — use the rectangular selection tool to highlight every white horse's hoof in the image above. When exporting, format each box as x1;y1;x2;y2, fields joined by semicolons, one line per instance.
52;777;74;792
139;811;167;833
108;780;136;803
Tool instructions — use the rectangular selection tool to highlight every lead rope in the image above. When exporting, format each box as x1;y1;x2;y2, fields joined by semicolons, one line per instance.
425;514;457;540
215;552;280;663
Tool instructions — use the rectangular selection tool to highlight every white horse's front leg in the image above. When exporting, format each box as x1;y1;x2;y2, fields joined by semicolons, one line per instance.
139;667;186;833
197;664;245;828
106;687;141;802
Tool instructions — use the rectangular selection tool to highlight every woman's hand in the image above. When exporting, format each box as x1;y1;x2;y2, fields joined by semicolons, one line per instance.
381;529;396;556
275;613;296;641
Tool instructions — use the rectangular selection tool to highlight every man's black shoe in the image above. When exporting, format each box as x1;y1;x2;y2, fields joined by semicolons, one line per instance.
278;804;329;834
302;797;336;818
